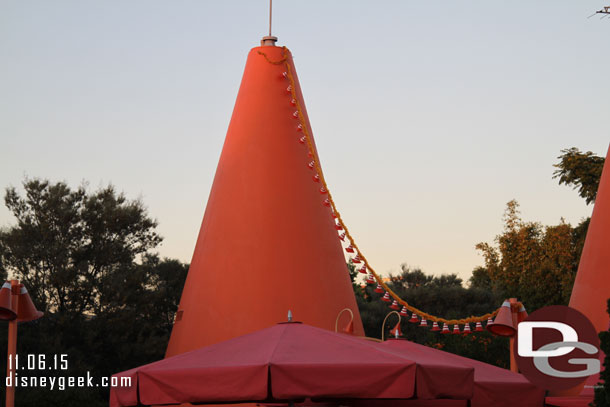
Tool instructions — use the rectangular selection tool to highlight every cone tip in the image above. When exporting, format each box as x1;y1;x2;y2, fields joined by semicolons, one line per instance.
261;35;278;46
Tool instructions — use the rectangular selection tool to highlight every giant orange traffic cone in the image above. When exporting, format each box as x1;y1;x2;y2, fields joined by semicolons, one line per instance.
552;145;610;397
165;40;364;357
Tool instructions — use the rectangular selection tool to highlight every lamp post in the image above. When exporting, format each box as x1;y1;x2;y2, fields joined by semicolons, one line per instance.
0;280;44;407
487;298;527;372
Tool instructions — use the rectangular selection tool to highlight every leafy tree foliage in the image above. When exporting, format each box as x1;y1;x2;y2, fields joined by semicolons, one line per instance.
347;260;364;299
0;179;188;406
0;179;162;315
469;266;492;290
553;147;604;205
472;200;580;311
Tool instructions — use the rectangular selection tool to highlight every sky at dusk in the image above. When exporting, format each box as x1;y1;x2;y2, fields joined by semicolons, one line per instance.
1;1;609;281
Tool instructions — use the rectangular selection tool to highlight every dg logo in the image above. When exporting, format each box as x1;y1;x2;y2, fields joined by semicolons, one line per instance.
515;305;601;391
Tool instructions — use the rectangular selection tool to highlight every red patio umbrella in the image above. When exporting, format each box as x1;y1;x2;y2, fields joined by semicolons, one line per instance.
373;339;474;400
110;322;418;406
379;339;545;407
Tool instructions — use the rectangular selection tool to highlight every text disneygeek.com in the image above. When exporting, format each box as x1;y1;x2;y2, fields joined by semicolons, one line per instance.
6;354;131;390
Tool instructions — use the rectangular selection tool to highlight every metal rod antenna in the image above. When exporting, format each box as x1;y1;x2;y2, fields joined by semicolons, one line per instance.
260;0;278;46
269;0;273;36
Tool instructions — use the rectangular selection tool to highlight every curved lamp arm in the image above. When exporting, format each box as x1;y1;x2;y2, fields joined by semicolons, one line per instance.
381;310;401;342
335;308;354;333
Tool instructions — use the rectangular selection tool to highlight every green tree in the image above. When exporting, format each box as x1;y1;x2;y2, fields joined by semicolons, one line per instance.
0;179;188;406
140;254;189;334
0;179;162;315
553;147;604;205
554;147;604;278
469;266;492;290
473;200;578;311
347;259;364;299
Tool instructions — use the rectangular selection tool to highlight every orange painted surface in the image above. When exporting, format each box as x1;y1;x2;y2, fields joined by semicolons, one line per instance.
570;145;610;336
552;145;610;397
165;45;364;357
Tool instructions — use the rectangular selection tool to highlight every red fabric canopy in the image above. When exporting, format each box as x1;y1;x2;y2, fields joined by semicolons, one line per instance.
110;323;418;406
374;339;474;400
379;339;546;407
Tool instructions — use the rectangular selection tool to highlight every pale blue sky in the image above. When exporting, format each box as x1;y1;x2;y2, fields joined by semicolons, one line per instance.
1;1;608;281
